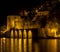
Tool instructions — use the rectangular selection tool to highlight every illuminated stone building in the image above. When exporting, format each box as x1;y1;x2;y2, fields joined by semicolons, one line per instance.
0;0;60;52
6;15;34;52
7;15;40;30
7;15;23;30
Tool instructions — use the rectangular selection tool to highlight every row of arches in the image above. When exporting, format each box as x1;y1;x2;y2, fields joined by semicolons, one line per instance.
0;28;39;52
0;29;33;52
10;29;32;38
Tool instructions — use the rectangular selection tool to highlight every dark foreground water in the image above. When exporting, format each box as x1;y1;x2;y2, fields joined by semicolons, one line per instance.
0;38;60;52
38;39;60;52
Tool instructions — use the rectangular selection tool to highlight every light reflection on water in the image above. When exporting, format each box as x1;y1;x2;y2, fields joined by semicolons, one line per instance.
47;39;57;52
11;38;14;52
35;39;60;52
0;38;60;52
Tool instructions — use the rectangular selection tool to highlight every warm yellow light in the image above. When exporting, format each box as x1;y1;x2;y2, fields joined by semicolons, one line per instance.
23;30;27;38
1;38;2;52
15;30;18;37
2;37;6;43
28;30;32;38
28;39;32;52
19;39;22;52
11;38;14;52
23;39;27;52
47;39;57;52
51;28;57;32
11;20;14;28
35;9;38;12
50;28;58;37
19;30;22;38
7;15;23;29
11;30;14;37
15;38;18;52
14;21;23;29
24;10;28;16
34;43;39;52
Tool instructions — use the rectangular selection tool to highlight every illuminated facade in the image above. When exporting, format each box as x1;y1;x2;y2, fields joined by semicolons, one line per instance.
7;15;23;30
0;0;60;52
7;15;40;30
6;15;33;52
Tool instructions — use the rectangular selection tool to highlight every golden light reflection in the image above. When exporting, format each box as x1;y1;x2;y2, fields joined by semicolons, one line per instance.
2;37;6;52
23;39;27;52
19;39;22;52
34;43;39;52
47;39;57;52
6;38;10;52
1;38;2;52
15;38;18;52
11;38;14;52
28;39;32;52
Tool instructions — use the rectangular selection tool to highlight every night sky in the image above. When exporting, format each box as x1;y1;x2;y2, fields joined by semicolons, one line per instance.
0;0;60;26
0;0;42;26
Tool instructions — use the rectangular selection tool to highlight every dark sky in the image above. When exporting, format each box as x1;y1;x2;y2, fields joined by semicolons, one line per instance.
0;0;44;26
0;0;43;15
0;0;60;26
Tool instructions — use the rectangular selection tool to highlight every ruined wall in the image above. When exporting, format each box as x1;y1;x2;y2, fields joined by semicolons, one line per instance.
7;15;23;30
7;15;40;30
